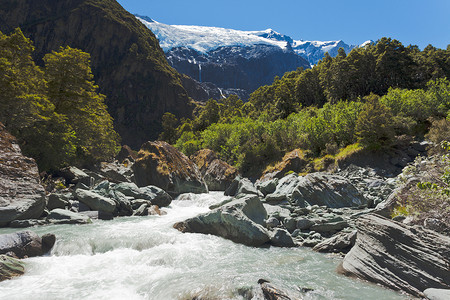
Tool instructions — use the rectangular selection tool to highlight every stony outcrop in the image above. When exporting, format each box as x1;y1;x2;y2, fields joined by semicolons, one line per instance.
0;0;194;148
0;231;55;258
0;123;46;226
338;214;450;297
133;141;207;196
174;195;270;247
0;255;25;281
191;149;238;191
261;149;308;181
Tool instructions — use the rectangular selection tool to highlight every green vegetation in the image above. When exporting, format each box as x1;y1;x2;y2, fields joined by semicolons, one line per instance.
0;29;119;171
162;37;450;177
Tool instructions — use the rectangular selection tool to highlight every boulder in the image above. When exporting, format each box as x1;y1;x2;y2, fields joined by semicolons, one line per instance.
257;279;292;300
309;220;348;233
423;288;450;300
257;178;279;196
313;230;356;253
270;228;296;247
47;209;92;224
296;218;314;230
291;173;367;208
265;174;301;204
133;141;207;196
0;255;24;282
47;193;69;210
109;190;133;216
9;219;47;228
174;195;270;247
116;145;137;163
0;122;46;226
139;185;172;208
97;161;134;183
74;189;116;213
56;166;92;186
225;176;259;198
0;231;55;258
260;149;308;181
338;214;450;297
191;149;239;191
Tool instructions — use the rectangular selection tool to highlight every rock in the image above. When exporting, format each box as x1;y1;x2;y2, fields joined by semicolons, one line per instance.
133;141;207;196
0;231;55;258
265;174;301;204
266;217;280;229
97;161;134;183
191;149;239;191
283;217;297;233
270;228;296;247
257;279;292;300
225;177;259;198
109;190;133;216
313;230;356;253
257;178;279;196
296;218;314;230
423;288;450;300
47;209;92;224
47;193;69;210
310;220;348;233
261;149;308;181
0;122;46;226
263;204;291;220
174;195;270;247
116;145;137;163
139;185;172;208
74;189;117;213
224;176;240;196
291;173;367;208
41;234;56;253
148;205;166;216
133;203;149;216
338;214;450;297
9;219;47;228
0;255;24;282
56;166;92;186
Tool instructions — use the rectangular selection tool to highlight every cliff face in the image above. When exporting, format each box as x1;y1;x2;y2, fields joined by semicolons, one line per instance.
0;0;194;149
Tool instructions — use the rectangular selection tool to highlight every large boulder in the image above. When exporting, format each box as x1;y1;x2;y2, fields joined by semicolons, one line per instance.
313;230;356;253
47;208;92;224
56;166;92;186
265;174;301;204
291;173;367;208
0;255;24;282
132;141;207;196
338;214;450;297
74;189;117;213
0;123;46;226
191;149;238;191
0;231;55;258
174;195;270;247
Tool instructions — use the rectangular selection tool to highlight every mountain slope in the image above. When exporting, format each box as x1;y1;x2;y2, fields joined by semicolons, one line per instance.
0;0;194;149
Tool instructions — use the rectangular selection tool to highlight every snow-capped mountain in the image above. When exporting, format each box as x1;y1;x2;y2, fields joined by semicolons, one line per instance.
136;15;369;100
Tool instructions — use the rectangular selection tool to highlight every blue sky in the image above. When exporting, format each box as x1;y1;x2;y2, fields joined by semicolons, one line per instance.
117;0;449;49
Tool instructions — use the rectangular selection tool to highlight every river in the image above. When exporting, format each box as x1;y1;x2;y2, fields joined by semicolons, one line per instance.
0;192;407;299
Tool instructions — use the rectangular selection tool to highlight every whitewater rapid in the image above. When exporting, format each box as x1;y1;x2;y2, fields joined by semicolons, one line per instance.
0;192;406;300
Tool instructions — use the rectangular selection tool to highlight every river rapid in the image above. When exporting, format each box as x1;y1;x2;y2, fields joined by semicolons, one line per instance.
0;192;407;300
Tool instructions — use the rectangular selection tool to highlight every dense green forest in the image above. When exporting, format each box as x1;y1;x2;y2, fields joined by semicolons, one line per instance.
0;28;119;171
164;38;450;176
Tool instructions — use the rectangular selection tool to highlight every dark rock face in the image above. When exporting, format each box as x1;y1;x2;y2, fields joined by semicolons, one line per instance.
0;123;46;226
0;231;55;258
0;0;194;148
191;149;239;191
133;141;207;196
166;44;310;100
338;214;450;297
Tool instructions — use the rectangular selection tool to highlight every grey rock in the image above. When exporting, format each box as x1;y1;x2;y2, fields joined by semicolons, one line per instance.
74;189;116;213
291;173;367;208
313;230;357;253
174;195;269;247
131;199;152;210
296;218;314;230
9;219;47;228
265;174;301;204
258;279;292;300
266;217;280;229
235;178;259;197
283;217;297;233
139;185;172;207
133;203;149;216
47;193;68;210
257;178;279;196
109;190;133;216
47;209;91;224
310;221;348;233
57;166;92;186
270;228;296;247
98;161;133;183
264;204;291;220
338;214;450;297
0;231;55;258
423;288;450;300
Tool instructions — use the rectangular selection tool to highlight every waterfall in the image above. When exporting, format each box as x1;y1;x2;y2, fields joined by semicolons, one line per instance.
199;63;202;82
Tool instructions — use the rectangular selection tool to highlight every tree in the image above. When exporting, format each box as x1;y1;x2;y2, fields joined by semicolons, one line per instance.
44;46;119;165
355;94;395;149
159;112;179;144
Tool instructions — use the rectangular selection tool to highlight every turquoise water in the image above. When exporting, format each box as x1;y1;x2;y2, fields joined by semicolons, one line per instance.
0;192;408;300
